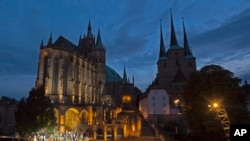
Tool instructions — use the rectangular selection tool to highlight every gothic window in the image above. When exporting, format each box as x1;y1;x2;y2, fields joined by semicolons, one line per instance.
175;52;178;56
52;58;59;94
153;103;155;107
152;96;155;100
163;96;165;100
42;56;48;85
63;59;68;95
75;62;80;82
163;62;166;68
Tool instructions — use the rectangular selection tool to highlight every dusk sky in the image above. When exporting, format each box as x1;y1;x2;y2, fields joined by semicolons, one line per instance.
0;0;250;100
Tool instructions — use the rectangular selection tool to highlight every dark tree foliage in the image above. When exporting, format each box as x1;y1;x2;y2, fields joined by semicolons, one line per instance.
15;86;56;135
183;65;249;141
0;96;18;104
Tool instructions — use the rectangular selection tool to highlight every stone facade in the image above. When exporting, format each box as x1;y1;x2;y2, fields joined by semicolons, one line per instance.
35;21;141;140
153;12;196;100
140;11;197;119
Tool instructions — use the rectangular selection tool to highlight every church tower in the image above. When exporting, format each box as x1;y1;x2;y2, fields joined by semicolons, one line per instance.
94;29;106;103
156;10;196;99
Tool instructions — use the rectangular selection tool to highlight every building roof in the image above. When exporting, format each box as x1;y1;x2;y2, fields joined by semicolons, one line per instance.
53;35;77;48
106;66;122;83
172;69;187;83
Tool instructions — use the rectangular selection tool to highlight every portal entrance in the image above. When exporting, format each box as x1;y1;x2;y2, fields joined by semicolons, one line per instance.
65;108;79;131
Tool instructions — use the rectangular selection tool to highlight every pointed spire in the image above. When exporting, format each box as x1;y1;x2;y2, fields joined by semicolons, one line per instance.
170;9;178;46
78;34;82;47
47;30;52;46
96;29;104;48
40;39;44;49
159;19;166;58
182;17;193;56
122;64;128;83
87;19;93;38
132;75;134;84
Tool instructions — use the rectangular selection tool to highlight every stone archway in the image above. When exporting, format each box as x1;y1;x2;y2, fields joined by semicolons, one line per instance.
85;128;94;138
96;128;104;140
65;108;79;131
79;109;89;124
107;127;114;141
117;127;124;139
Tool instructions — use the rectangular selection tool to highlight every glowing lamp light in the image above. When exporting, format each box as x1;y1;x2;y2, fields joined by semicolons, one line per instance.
174;99;180;104
213;103;218;108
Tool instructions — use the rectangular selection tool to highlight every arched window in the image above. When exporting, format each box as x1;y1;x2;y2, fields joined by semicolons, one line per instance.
52;57;59;94
63;59;68;95
42;56;48;85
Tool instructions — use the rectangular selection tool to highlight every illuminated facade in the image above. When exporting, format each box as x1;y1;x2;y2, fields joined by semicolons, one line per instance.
35;21;141;140
139;88;170;120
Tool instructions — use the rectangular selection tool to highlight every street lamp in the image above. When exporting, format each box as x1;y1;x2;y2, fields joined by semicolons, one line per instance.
208;102;218;109
208;101;230;141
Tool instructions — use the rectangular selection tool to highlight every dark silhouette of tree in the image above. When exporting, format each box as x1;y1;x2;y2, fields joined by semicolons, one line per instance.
15;86;56;135
0;96;18;104
183;64;249;141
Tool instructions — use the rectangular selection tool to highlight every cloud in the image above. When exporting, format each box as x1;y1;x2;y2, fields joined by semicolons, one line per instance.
190;9;250;81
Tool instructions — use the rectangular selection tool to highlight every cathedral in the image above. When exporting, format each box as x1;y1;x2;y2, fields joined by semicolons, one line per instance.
139;11;196;120
35;20;141;140
153;11;196;99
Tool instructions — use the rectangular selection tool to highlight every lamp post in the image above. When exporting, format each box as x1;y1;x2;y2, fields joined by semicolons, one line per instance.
208;102;230;141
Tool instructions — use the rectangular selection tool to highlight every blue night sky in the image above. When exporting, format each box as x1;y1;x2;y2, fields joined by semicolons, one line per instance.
0;0;250;100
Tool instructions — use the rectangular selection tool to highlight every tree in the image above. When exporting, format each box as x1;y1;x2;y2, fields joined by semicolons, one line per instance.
15;86;56;135
183;65;249;141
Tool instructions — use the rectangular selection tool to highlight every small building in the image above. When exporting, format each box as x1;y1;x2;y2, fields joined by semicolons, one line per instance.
139;88;172;121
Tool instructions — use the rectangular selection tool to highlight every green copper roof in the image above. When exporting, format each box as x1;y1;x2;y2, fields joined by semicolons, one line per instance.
106;66;122;83
96;29;104;48
169;45;182;49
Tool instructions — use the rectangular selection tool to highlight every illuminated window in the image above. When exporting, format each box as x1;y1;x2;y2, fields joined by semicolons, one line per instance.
63;59;68;95
52;58;59;94
122;95;131;103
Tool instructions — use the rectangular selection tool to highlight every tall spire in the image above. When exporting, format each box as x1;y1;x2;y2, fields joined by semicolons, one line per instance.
96;29;104;48
182;17;193;56
40;39;43;49
47;30;52;46
78;34;82;47
159;19;166;58
87;19;93;38
170;9;178;46
122;64;128;83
